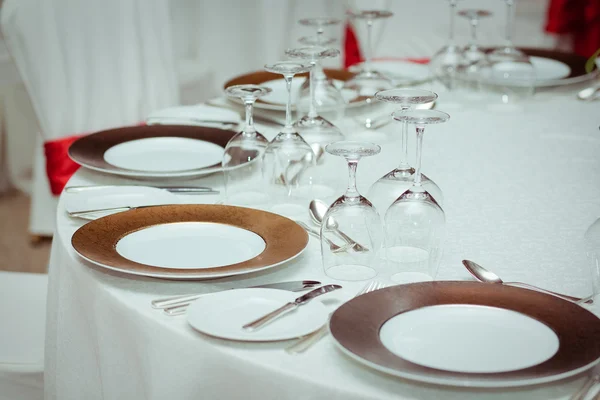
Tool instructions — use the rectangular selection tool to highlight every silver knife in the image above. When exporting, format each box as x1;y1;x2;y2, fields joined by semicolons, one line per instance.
151;280;321;309
65;185;219;194
242;284;343;331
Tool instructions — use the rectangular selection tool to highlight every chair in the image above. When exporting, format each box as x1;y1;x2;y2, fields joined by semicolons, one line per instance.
0;0;180;397
0;272;47;400
1;0;180;237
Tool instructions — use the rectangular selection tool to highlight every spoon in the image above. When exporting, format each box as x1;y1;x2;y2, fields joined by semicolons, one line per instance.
577;84;600;101
294;220;354;254
462;260;592;304
309;199;370;252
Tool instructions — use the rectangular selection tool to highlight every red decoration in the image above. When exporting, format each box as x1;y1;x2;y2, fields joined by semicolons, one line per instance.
546;0;600;58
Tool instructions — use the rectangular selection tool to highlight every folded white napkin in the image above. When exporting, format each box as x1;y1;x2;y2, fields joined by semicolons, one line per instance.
145;104;242;127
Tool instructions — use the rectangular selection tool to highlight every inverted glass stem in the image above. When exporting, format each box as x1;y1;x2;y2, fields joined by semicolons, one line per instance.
470;19;478;43
244;100;256;134
505;0;515;46
399;106;410;169
414;126;425;186
284;74;294;129
364;20;373;73
344;159;360;200
308;61;318;118
448;0;457;43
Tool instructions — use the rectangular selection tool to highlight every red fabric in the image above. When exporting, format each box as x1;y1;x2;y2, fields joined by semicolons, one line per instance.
545;0;600;57
44;122;146;195
44;134;85;195
343;22;363;68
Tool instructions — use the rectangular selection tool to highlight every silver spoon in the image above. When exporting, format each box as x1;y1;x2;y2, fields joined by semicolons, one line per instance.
462;260;592;304
577;84;600;101
309;199;370;252
294;220;354;254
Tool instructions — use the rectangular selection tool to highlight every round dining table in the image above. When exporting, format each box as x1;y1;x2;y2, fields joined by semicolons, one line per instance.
45;84;600;400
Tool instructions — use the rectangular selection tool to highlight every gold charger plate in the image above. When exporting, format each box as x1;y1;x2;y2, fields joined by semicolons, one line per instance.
223;68;360;111
330;281;600;388
68;125;236;178
71;204;309;280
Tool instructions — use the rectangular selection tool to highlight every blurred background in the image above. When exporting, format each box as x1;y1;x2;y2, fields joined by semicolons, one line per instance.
0;0;592;273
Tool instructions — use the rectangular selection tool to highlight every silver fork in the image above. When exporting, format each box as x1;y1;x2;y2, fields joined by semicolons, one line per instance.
285;281;386;354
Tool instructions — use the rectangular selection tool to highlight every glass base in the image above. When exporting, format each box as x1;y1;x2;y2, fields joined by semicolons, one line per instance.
325;264;377;281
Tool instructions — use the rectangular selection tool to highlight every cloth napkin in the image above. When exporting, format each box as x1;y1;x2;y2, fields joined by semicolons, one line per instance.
545;0;600;58
145;104;241;127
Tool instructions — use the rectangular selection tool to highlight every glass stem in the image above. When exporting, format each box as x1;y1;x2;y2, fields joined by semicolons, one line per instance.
364;20;373;73
344;159;360;200
505;0;514;47
470;18;478;44
448;0;457;44
414;126;425;187
244;100;256;134
284;74;293;129
308;61;318;119
398;106;410;170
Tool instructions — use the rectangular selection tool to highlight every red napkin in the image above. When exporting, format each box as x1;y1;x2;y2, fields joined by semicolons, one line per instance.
545;0;600;58
44;122;145;195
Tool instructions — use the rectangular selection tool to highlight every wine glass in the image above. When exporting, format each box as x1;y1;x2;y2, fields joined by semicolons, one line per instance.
489;0;526;60
343;10;394;98
296;35;346;120
263;61;319;218
429;0;465;90
321;141;383;281
383;110;450;284
367;89;443;218
585;218;600;301
459;9;492;64
286;46;344;147
222;84;272;208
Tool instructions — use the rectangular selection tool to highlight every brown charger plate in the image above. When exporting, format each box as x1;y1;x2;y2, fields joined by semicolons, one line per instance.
71;204;309;280
68;125;236;178
223;68;359;111
330;281;600;388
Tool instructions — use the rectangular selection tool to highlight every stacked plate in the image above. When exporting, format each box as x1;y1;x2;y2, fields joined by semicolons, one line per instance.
330;281;600;388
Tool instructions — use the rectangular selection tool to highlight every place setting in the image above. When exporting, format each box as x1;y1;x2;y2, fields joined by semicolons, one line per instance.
55;6;600;400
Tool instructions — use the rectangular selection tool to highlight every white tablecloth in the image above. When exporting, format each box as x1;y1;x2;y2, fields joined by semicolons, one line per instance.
45;87;600;400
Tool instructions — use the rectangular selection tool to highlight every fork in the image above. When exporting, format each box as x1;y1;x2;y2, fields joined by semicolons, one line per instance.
285;281;386;354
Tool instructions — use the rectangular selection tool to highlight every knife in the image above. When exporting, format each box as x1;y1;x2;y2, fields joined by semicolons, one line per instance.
242;284;343;331
65;185;219;195
151;280;321;310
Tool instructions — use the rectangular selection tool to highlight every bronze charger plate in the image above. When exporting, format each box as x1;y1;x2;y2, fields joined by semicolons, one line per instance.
68;125;236;178
223;68;359;111
71;204;309;280
330;281;600;388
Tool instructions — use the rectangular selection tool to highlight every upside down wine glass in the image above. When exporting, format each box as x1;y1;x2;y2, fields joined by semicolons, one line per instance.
368;89;443;217
263;61;317;217
459;9;492;64
286;46;344;147
384;110;450;284
321;141;383;281
222;84;272;208
429;0;464;90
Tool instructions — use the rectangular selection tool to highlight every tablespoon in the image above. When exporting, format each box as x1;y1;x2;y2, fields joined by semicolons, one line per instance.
294;220;355;254
462;260;592;304
577;84;600;101
309;199;370;252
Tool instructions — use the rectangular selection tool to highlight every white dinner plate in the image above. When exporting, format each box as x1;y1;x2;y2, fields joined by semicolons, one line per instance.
71;204;309;280
530;56;571;81
187;288;329;341
68;125;236;179
64;186;179;220
349;59;431;85
330;281;600;388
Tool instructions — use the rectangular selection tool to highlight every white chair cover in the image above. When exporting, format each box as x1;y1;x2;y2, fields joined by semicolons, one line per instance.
0;271;47;400
1;0;180;236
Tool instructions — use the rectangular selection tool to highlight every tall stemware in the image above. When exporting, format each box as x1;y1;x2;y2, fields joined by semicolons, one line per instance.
286;46;344;147
343;10;394;98
321;141;383;281
263;61;318;217
489;0;526;60
367;89;442;217
296;35;346;119
429;0;465;90
222;84;272;208
383;110;450;284
459;9;492;64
